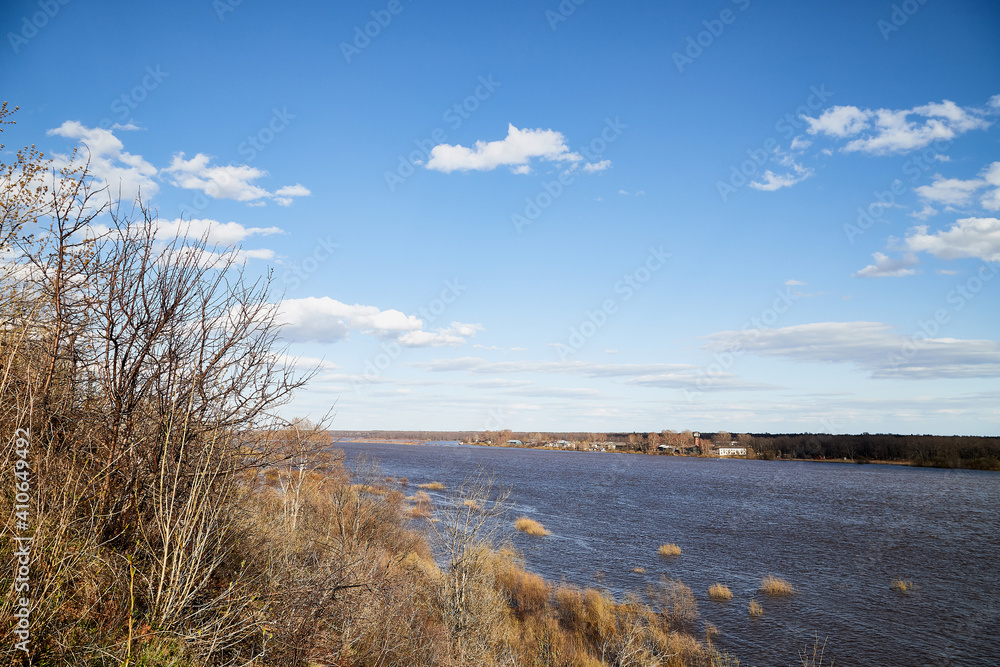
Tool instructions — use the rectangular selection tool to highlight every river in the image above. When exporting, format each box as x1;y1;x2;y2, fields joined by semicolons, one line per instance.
336;441;1000;666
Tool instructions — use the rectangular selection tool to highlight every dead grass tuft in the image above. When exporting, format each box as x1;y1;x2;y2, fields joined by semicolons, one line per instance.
632;567;646;573
514;516;550;536
417;481;445;490
708;583;733;600
657;542;682;557
891;579;914;594
760;575;794;596
748;600;763;617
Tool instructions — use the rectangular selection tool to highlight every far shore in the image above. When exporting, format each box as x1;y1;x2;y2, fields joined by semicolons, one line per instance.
334;438;927;467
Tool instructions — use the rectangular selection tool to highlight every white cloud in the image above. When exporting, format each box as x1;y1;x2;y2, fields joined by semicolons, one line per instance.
905;217;1000;262
164;152;271;201
164;154;309;206
405;357;765;390
803;105;872;137
784;279;806;286
424;124;582;173
853;252;919;278
154;218;282;245
275;298;481;347
274;183;312;197
909;204;939;220
749;168;812;192
277;297;422;343
803;99;992;155
979;162;1000;210
47;121;158;200
400;322;484;347
583;160;612;173
705;321;1000;379
915;175;984;207
789;136;812;151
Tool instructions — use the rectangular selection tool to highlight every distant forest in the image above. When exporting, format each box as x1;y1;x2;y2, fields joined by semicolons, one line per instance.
330;430;1000;471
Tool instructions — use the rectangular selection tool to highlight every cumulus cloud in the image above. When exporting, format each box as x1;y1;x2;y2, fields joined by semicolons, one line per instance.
277;297;422;343
705;321;1000;379
802;105;871;137
163;153;270;201
802;99;992;154
853;252;920;278
274;183;311;197
276;298;481;347
583;160;612;173
905;217;1000;262
47;121;158;200
163;153;311;206
154;218;283;245
425;124;583;173
914;163;1000;211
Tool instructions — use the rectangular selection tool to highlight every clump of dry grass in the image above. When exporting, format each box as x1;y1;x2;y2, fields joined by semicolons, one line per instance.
632;567;646;573
748;600;763;617
657;543;682;557
417;481;445;490
462;499;482;510
514;516;550;536
760;575;794;596
708;583;732;600
890;579;914;594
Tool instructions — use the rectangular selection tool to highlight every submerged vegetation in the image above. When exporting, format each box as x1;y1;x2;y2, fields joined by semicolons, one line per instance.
890;579;914;594
748;600;763;617
708;584;733;601
760;575;795;597
514;516;551;536
658;543;683;557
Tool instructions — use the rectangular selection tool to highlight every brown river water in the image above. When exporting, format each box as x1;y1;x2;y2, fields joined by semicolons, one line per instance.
336;441;1000;666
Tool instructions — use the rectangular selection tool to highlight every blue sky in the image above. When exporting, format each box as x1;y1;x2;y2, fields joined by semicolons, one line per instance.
3;0;999;434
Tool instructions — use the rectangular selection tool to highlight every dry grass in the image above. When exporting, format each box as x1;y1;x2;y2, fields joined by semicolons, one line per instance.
514;516;550;536
632;567;646;573
462;499;482;510
760;575;795;596
748;600;763;617
891;579;914;594
708;583;733;600
417;481;445;490
657;542;682;557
